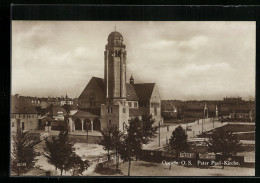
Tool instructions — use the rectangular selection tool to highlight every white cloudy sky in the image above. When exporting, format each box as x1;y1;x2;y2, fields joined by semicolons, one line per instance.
12;21;255;100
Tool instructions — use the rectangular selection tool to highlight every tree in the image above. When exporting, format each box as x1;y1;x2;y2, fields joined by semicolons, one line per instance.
68;153;90;176
44;129;88;176
98;126;115;161
62;104;71;115
35;106;47;116
118;114;157;176
111;127;123;169
206;128;241;169
167;125;189;168
99;125;123;169
11;130;41;176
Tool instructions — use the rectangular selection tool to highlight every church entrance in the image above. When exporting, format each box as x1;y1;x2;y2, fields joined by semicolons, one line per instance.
93;119;101;131
74;118;82;130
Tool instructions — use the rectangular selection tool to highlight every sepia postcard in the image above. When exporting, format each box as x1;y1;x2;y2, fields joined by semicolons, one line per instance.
11;19;255;177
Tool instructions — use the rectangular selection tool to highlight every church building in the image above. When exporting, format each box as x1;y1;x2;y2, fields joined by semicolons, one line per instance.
69;30;161;132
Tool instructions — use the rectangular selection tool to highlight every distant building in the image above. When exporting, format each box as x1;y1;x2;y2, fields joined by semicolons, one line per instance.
11;94;39;132
161;97;255;122
47;97;61;106
60;93;73;106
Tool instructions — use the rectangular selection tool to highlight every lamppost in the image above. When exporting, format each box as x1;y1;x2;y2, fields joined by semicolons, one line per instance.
201;116;204;134
46;121;50;136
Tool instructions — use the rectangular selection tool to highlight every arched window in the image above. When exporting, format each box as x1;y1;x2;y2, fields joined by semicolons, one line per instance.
123;122;125;131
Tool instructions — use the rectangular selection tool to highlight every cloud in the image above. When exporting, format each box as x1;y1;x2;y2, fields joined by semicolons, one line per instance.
12;21;255;100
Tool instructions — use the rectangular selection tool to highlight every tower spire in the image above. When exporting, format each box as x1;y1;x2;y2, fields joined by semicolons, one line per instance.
114;25;116;32
130;74;134;84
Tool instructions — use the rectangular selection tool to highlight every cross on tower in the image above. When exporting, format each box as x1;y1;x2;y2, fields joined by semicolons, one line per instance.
114;25;116;31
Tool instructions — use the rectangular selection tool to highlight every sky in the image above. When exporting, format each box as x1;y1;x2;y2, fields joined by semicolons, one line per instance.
12;21;255;100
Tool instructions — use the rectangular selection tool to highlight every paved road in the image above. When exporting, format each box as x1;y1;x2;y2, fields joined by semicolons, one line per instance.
144;118;228;150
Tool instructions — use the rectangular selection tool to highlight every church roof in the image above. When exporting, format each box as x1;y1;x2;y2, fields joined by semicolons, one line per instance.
78;77;104;100
108;31;123;40
77;107;101;116
73;110;100;118
133;83;155;102
126;83;139;101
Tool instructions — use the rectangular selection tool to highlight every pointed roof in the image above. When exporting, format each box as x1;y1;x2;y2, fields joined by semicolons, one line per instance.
126;83;139;101
133;83;156;102
78;77;104;99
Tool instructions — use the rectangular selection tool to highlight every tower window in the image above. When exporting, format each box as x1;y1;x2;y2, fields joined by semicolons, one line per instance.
107;107;113;113
122;108;126;113
128;102;132;107
108;120;111;125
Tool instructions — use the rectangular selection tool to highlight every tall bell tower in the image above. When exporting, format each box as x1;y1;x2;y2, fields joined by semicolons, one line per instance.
104;30;127;105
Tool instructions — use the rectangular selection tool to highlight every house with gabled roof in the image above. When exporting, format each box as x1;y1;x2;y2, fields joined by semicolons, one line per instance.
11;94;39;133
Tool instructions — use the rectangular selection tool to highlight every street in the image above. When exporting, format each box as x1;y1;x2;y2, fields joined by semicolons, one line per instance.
144;118;227;150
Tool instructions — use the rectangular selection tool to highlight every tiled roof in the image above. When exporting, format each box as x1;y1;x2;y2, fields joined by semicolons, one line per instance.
78;77;104;99
67;105;78;111
11;96;38;114
133;83;155;102
77;107;101;116
50;105;67;116
129;107;149;117
161;100;177;111
126;83;139;101
230;104;253;111
73;110;100;118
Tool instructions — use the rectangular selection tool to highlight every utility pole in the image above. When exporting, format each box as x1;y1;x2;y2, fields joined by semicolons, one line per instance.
158;121;160;147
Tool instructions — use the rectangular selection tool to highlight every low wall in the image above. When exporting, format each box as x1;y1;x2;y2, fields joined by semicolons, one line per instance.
69;135;101;144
